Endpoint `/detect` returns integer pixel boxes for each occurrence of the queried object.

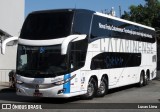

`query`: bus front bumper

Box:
[16,84,86,98]
[16,84,70,98]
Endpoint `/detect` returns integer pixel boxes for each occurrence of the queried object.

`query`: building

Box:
[0,0,24,82]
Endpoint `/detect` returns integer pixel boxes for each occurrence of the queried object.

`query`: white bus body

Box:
[3,9,156,99]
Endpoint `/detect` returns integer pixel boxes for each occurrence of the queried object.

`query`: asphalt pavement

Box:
[0,72,160,112]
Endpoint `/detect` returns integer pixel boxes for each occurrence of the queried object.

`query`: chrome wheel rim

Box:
[87,81,94,96]
[98,81,105,94]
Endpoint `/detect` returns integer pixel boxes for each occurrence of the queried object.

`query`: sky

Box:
[25,0,145,17]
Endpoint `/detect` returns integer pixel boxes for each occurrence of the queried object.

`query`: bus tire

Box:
[138,71,145,87]
[144,70,150,85]
[82,77,97,99]
[96,77,108,97]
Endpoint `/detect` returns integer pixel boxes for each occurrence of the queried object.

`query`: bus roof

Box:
[30,9,94,15]
[95,12,155,31]
[30,9,155,31]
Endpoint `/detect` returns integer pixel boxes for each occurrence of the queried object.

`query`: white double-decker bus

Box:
[3,9,156,99]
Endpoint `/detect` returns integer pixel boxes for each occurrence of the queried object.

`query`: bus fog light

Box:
[54,80,65,85]
[53,74,76,86]
[57,88,66,94]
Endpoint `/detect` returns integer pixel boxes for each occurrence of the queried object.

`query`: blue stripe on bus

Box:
[63,74,71,94]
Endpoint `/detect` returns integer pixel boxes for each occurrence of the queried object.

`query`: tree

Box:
[121,0,160,27]
[121,0,160,42]
[122,0,160,70]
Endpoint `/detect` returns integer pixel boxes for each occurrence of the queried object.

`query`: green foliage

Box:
[121,0,160,27]
[121,0,160,42]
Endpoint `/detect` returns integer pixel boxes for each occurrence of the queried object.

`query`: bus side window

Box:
[70,39,88,71]
[91,54,105,70]
[90,15,113,39]
[72,12,92,35]
[91,52,141,70]
[70,50,85,70]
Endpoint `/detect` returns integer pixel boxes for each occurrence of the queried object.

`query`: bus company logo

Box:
[2,104,11,109]
[40,47,45,53]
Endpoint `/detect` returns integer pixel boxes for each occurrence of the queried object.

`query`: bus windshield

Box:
[17,45,69,78]
[20,11,74,40]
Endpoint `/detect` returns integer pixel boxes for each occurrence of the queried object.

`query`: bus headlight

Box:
[52,74,76,86]
[54,80,65,85]
[16,80,24,84]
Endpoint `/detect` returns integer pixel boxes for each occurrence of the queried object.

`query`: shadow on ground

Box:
[0,84,140,104]
[0,88,81,104]
[0,88,15,93]
[0,78,160,104]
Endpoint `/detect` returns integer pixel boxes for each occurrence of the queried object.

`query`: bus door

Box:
[69,40,88,91]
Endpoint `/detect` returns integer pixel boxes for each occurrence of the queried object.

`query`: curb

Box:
[0,82,9,90]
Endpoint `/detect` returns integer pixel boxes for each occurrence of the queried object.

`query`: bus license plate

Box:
[33,92,43,97]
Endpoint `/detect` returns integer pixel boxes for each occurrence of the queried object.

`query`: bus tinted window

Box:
[91,15,155,43]
[91,52,141,70]
[72,12,92,35]
[70,39,88,71]
[91,15,112,38]
[20,11,73,40]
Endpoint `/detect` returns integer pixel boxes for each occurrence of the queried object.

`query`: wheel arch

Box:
[141,70,145,77]
[90,75,98,84]
[102,74,108,82]
[97,74,109,87]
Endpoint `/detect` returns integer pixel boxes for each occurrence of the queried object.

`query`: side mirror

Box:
[1,36,18,55]
[61,34,86,55]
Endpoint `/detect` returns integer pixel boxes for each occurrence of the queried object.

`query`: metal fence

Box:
[0,69,12,82]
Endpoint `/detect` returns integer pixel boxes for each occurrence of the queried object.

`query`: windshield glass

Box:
[20,11,73,40]
[17,45,69,78]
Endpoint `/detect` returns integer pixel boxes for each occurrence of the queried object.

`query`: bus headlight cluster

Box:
[52,74,76,86]
[54,80,65,85]
[16,80,24,84]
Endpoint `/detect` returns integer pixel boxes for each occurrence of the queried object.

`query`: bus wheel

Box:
[138,71,145,87]
[144,75,149,86]
[82,77,97,99]
[96,77,108,97]
[144,71,150,85]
